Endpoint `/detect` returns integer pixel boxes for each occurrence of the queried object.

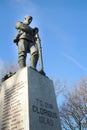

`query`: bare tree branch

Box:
[59,77,87,130]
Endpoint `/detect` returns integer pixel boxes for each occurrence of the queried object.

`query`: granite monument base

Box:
[0,67,61,130]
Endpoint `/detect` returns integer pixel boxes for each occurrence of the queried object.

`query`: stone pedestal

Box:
[0,67,61,130]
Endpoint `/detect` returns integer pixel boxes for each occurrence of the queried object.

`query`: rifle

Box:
[38,39,45,76]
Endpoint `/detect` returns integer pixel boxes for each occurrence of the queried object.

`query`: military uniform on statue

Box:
[14,16,39,69]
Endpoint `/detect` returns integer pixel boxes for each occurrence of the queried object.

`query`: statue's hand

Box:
[15,21,23,30]
[13,37,19,44]
[13,38,18,43]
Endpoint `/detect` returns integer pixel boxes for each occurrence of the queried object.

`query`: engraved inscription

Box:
[1,81,26,130]
[32,98,58,126]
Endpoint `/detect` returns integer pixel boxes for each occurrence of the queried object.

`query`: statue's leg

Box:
[18,39,27,68]
[30,45,38,69]
[30,53,38,69]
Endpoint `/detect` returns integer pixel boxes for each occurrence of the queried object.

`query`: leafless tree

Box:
[59,77,87,130]
[54,79,66,97]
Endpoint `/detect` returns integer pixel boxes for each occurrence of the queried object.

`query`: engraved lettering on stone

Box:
[1,81,26,129]
[32,98,58,127]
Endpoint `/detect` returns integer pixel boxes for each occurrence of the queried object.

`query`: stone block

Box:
[0,67,61,130]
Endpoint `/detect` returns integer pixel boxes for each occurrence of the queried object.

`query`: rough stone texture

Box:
[0,67,61,130]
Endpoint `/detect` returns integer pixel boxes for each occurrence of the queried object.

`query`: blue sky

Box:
[0,0,87,85]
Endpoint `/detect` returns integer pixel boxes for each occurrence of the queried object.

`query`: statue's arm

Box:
[15,21,30,33]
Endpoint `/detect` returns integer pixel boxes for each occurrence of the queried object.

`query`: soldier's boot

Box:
[30,54,38,70]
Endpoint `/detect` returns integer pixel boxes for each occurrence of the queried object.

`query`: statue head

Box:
[24,16,33,25]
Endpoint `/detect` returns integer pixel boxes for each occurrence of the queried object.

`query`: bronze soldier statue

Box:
[1,16,45,83]
[14,16,40,70]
